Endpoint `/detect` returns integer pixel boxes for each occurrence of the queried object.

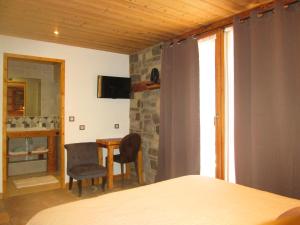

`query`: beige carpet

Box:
[13,175,59,189]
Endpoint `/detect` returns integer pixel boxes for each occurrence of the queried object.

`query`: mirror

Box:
[7,79,41,116]
[7,81,25,116]
[7,59,60,117]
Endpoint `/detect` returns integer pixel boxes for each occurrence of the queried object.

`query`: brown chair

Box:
[65,142,107,196]
[106,133,141,184]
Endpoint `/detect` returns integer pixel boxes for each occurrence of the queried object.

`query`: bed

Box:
[27,175,300,225]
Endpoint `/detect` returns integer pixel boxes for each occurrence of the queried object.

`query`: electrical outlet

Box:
[69,116,75,122]
[79,125,85,130]
[114,124,119,129]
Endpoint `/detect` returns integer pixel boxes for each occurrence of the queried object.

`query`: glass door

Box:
[198,29,228,179]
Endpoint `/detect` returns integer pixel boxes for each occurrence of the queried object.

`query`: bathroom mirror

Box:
[7,79,41,116]
[7,81,26,116]
[7,59,60,117]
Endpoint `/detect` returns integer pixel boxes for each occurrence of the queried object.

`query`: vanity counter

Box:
[7,128,59,138]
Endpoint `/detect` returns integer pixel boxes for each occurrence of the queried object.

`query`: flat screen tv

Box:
[97,75,131,99]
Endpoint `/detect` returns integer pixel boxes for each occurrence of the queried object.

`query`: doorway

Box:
[2,53,65,197]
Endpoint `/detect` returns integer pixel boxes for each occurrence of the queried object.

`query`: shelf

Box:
[8,158,47,163]
[8,150,48,158]
[132,81,160,93]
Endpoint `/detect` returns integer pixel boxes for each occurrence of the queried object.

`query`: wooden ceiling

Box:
[0,0,271,54]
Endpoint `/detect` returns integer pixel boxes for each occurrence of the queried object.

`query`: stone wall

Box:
[130,43,162,183]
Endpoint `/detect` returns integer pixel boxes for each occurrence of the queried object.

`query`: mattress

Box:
[27,175,300,225]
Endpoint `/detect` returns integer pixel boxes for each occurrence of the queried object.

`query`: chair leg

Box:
[134,160,139,183]
[91,178,95,186]
[77,180,82,197]
[121,163,124,185]
[69,177,73,190]
[102,176,107,191]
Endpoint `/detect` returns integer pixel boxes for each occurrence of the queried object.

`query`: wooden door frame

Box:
[215,29,225,179]
[2,53,65,195]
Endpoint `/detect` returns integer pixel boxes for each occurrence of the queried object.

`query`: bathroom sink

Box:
[7,127,53,132]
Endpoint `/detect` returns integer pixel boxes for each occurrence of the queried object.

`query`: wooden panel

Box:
[6,129,59,138]
[132,81,160,93]
[215,30,225,180]
[0,0,271,54]
[59,61,65,189]
[2,54,8,195]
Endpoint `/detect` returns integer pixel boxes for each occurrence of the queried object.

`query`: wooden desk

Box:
[7,129,59,173]
[96,138,143,189]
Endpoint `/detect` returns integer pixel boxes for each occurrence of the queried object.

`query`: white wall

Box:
[0,35,130,193]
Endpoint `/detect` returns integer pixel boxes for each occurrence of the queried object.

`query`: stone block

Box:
[130,64,135,74]
[152,113,159,124]
[141,68,148,75]
[144,120,153,133]
[152,56,161,62]
[135,113,140,120]
[131,74,141,83]
[143,114,152,120]
[145,51,153,60]
[150,160,157,170]
[149,148,158,156]
[130,54,138,63]
[152,45,161,56]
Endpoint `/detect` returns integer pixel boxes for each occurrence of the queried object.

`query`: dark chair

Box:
[65,142,107,196]
[106,133,141,184]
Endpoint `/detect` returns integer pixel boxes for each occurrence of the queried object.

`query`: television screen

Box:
[97,75,131,99]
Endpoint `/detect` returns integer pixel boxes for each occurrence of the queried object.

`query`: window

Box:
[198,27,235,181]
[198,35,217,178]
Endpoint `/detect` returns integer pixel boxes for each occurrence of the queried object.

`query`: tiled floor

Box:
[0,178,140,225]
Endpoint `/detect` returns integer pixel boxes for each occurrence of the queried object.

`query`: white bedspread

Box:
[27,175,300,225]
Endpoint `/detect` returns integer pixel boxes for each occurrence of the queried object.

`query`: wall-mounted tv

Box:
[97,75,131,99]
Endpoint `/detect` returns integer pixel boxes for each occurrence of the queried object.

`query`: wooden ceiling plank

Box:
[34,0,192,35]
[97,0,206,25]
[0,27,137,54]
[0,10,163,46]
[150,0,229,17]
[0,18,150,51]
[3,0,177,38]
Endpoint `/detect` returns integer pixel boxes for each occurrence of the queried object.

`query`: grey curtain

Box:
[234,2,300,198]
[156,38,200,181]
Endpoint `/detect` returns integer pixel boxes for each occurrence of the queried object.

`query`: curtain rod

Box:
[162,0,299,48]
[240,0,299,22]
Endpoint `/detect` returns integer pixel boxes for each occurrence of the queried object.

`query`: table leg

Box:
[47,135,56,172]
[97,147,103,185]
[125,164,131,179]
[98,147,103,166]
[107,146,114,189]
[137,148,144,184]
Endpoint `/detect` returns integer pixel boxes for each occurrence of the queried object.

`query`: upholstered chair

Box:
[106,133,141,184]
[65,142,107,196]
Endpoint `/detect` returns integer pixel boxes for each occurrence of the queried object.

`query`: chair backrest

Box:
[119,133,141,163]
[64,142,99,171]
